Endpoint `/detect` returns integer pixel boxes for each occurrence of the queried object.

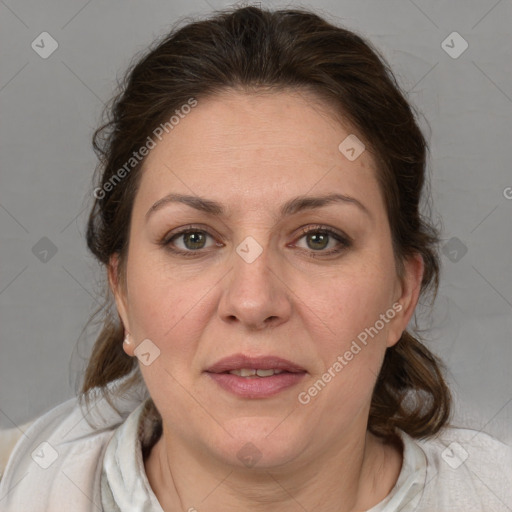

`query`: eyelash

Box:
[160,224,352,259]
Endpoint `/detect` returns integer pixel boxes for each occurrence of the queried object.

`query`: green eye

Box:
[293,226,351,257]
[303,232,330,250]
[180,231,208,250]
[164,228,217,256]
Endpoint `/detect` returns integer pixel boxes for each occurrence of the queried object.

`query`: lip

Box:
[205,354,306,374]
[205,354,307,399]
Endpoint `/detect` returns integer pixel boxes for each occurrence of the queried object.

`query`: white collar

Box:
[101,399,163,512]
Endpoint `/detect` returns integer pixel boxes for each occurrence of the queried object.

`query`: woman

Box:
[1,5,510,511]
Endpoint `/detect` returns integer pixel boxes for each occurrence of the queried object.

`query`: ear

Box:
[108,254,134,357]
[386,253,424,348]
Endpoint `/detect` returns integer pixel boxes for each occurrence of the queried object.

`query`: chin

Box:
[212,416,309,469]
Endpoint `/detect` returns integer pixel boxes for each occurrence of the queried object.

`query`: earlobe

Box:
[386,253,424,347]
[123,332,135,357]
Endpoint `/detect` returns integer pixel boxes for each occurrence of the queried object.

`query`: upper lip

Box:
[206,354,306,374]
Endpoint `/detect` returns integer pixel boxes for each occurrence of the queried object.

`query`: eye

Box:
[161,225,222,256]
[292,225,351,257]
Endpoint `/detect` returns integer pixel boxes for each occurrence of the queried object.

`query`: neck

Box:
[144,425,403,512]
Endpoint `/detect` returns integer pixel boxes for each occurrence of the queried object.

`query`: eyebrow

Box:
[145,192,370,221]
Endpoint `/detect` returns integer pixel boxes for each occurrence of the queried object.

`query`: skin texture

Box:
[109,89,424,512]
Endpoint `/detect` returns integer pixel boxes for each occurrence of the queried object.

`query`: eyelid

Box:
[162,224,223,244]
[292,224,352,244]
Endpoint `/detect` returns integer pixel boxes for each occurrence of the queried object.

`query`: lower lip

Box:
[206,372,306,398]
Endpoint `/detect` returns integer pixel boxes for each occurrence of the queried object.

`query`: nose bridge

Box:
[231,236,275,306]
[218,234,290,329]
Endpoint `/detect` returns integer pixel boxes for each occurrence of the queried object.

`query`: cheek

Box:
[299,279,394,425]
[314,260,397,340]
[124,247,225,370]
[304,254,398,390]
[124,249,192,342]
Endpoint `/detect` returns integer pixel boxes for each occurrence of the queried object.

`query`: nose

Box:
[217,242,292,331]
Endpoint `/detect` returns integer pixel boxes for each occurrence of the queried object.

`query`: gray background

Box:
[0,0,511,442]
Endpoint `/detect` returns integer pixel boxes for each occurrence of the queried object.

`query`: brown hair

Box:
[82,5,450,439]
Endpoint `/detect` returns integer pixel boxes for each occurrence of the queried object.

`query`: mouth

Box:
[205,354,307,398]
[206,354,306,374]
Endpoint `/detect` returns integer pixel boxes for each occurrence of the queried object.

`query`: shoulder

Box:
[0,420,34,479]
[0,374,148,512]
[414,426,512,511]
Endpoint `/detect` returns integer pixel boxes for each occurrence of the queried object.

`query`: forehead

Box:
[135,89,384,218]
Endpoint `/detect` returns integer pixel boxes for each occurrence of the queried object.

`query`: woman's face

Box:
[111,89,422,469]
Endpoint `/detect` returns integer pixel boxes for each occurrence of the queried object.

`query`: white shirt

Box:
[1,374,511,511]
